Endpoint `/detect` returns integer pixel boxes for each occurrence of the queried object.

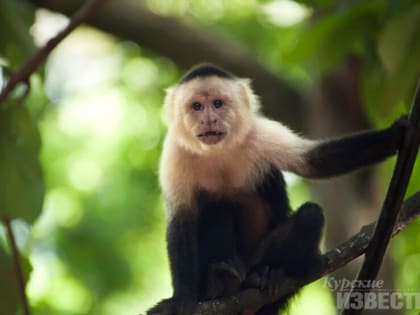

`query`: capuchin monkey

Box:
[147,64,407,315]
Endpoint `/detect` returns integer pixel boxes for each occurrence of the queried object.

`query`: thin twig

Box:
[342,79,420,315]
[0,0,108,105]
[184,191,420,315]
[3,217,30,315]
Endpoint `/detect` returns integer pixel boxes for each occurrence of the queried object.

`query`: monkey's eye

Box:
[213,99,223,108]
[192,102,202,111]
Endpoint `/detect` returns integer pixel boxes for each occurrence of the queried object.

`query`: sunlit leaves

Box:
[262,0,311,27]
[293,0,335,9]
[0,104,45,223]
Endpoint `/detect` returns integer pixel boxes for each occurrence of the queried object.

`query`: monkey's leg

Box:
[249,202,324,273]
[245,202,325,313]
[277,202,325,276]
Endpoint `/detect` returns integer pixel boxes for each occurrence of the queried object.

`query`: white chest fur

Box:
[189,152,256,192]
[160,138,267,210]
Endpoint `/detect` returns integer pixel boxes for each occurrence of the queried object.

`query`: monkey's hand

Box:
[146,297,197,315]
[210,259,246,283]
[206,258,246,299]
[244,266,287,298]
[389,114,411,150]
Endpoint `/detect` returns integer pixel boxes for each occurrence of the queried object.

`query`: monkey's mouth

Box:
[197,131,226,145]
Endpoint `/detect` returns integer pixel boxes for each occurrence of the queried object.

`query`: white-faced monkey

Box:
[147,64,407,315]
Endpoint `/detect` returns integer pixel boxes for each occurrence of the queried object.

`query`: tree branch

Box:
[26,0,304,128]
[3,217,30,315]
[188,191,420,315]
[0,0,108,105]
[342,79,420,315]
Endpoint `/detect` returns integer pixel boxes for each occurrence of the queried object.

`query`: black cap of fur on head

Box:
[179,63,235,84]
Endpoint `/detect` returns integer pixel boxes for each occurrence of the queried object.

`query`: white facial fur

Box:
[163,76,260,155]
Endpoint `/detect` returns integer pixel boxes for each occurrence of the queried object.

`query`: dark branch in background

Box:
[188,192,420,315]
[0,0,108,105]
[342,79,420,315]
[4,218,30,315]
[26,0,303,129]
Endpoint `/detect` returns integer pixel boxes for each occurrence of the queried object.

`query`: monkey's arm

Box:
[147,211,199,315]
[299,117,407,178]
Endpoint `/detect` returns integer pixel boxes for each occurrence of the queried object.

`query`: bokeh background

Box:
[0,0,419,314]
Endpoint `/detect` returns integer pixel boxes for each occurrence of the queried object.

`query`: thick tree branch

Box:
[343,79,420,315]
[27,0,303,128]
[0,0,108,105]
[187,191,420,315]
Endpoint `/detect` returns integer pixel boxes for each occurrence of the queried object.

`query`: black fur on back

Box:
[179,63,235,84]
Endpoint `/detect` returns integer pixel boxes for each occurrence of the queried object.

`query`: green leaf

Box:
[0,104,45,223]
[378,4,420,75]
[0,0,35,67]
[377,4,420,111]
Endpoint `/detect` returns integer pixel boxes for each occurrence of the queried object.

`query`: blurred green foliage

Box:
[0,0,419,314]
[0,104,44,223]
[0,0,35,67]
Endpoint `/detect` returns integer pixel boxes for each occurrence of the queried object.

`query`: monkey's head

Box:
[164,64,260,154]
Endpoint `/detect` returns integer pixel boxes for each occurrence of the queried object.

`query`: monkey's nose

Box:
[201,119,217,125]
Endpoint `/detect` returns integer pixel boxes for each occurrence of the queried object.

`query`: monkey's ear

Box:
[238,78,261,113]
[163,86,176,125]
